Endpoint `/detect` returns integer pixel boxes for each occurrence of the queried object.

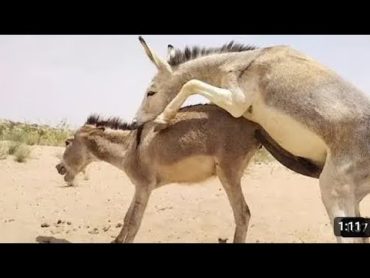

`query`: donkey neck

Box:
[174,51,261,87]
[175,54,229,86]
[84,130,137,170]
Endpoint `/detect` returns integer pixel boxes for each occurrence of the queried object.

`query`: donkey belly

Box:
[158,155,216,184]
[245,98,328,165]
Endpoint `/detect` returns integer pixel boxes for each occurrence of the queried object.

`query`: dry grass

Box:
[251,147,275,165]
[0,119,72,147]
[0,119,72,163]
[13,144,31,163]
[8,141,21,155]
[0,141,9,160]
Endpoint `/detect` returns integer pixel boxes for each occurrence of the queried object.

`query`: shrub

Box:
[0,141,9,159]
[13,144,31,163]
[8,141,21,155]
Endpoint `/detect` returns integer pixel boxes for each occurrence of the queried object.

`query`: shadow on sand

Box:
[36,236,72,243]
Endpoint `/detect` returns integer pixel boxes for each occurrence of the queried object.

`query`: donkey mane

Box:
[178,103,215,111]
[85,114,137,130]
[168,41,257,67]
[86,105,216,131]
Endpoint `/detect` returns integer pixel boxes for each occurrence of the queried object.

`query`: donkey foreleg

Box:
[113,187,152,243]
[154,79,251,130]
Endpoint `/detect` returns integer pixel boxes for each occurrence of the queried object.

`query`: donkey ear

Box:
[167,44,176,60]
[138,36,172,73]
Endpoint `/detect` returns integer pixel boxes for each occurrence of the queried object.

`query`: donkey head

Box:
[55,127,97,186]
[134,37,184,126]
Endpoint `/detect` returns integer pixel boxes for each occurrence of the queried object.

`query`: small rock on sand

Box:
[67,221,71,225]
[41,223,50,228]
[218,238,228,243]
[57,220,62,224]
[103,225,111,232]
[116,223,122,228]
[88,228,99,235]
[4,219,15,223]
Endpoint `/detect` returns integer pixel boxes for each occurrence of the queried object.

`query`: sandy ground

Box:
[1,145,370,243]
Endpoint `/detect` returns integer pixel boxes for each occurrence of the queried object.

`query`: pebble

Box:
[116,223,123,228]
[88,229,99,235]
[41,223,50,228]
[67,221,71,225]
[4,219,15,223]
[103,225,111,232]
[218,238,228,243]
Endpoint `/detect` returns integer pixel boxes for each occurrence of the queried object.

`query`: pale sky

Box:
[1,35,370,127]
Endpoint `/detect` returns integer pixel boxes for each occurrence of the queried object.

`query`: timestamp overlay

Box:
[334,217,370,237]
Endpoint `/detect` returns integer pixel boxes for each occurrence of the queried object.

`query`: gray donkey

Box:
[56,104,320,243]
[133,37,370,243]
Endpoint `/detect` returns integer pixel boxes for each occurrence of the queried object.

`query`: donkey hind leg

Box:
[319,156,366,243]
[216,164,251,243]
[113,187,152,243]
[154,79,252,130]
[355,191,370,243]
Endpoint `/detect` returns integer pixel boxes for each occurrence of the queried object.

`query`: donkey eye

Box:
[147,91,157,97]
[65,140,72,146]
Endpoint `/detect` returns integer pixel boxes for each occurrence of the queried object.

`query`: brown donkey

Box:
[56,104,320,243]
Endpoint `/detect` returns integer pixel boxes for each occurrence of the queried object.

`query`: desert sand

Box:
[1,145,370,243]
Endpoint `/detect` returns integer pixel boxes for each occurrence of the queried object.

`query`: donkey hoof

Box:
[111,238,122,244]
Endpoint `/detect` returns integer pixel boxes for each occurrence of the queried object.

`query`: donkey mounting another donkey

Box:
[133,37,370,243]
